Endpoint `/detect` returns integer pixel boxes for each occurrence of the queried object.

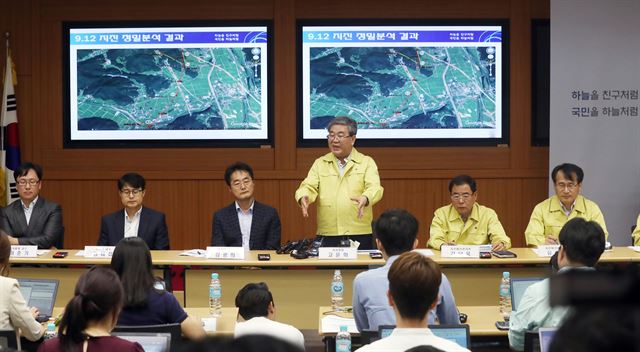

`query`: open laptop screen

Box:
[378,324,470,348]
[511,277,543,311]
[429,325,470,348]
[17,278,59,318]
[539,327,557,352]
[112,332,171,352]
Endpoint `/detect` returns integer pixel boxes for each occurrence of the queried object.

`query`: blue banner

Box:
[302,30,501,43]
[70,30,268,45]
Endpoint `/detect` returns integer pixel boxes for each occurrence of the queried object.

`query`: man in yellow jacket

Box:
[427,175,511,251]
[295,116,383,249]
[524,163,608,246]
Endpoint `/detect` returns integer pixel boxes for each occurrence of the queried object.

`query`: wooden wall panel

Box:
[3,0,551,249]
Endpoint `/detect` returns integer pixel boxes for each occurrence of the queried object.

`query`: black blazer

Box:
[97,207,170,250]
[0,197,64,249]
[211,201,281,250]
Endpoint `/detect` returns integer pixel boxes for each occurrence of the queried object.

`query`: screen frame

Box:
[62,20,274,149]
[296,18,510,148]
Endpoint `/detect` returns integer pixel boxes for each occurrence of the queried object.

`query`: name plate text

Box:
[84,246,115,258]
[319,247,358,260]
[205,246,245,260]
[10,245,37,258]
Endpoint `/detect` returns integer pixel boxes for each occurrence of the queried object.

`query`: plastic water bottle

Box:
[209,273,222,317]
[331,269,344,311]
[335,325,351,352]
[499,271,512,321]
[43,322,56,340]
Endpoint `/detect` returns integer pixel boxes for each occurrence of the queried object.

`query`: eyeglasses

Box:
[231,179,253,189]
[17,179,39,187]
[451,193,473,201]
[327,133,352,141]
[556,182,578,191]
[120,188,143,196]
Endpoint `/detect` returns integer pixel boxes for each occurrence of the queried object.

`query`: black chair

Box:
[524,330,541,352]
[112,323,181,352]
[0,329,19,350]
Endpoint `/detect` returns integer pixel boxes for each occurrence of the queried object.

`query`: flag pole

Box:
[1,32,9,155]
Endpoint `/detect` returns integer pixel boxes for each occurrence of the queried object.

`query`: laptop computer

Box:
[377,324,471,348]
[17,278,59,323]
[429,325,470,348]
[511,277,544,311]
[378,325,395,339]
[538,327,557,352]
[111,332,171,352]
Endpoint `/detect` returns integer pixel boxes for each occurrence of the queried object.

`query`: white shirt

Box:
[21,196,38,225]
[337,155,350,176]
[355,328,470,352]
[235,201,254,251]
[124,207,142,238]
[234,316,305,349]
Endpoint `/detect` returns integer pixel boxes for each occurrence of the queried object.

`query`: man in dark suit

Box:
[97,173,170,250]
[0,162,64,249]
[212,162,281,250]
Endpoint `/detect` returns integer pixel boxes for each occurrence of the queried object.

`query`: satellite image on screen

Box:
[76,47,263,131]
[308,46,496,130]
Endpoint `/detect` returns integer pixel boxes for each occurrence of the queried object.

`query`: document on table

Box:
[180,249,206,257]
[321,315,358,334]
[202,317,217,332]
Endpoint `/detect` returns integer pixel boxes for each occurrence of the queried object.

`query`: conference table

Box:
[49,307,239,336]
[10,247,639,329]
[318,305,506,336]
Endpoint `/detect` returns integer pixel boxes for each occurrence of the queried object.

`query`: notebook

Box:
[17,278,59,323]
[510,277,543,311]
[112,332,171,352]
[377,324,471,348]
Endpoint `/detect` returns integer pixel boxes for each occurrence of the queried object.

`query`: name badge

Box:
[441,245,491,258]
[318,247,357,260]
[532,245,560,257]
[205,246,245,260]
[84,246,115,258]
[10,245,37,258]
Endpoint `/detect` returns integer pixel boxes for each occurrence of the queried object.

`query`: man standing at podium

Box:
[525,163,608,246]
[0,162,64,249]
[295,116,383,250]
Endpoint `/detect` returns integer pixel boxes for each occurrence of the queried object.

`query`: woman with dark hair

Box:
[111,237,205,340]
[38,266,143,352]
[0,233,44,342]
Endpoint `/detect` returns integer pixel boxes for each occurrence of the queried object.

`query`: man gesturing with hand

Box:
[295,116,383,250]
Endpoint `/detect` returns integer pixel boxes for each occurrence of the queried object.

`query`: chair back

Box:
[113,323,181,352]
[524,329,541,352]
[0,329,19,350]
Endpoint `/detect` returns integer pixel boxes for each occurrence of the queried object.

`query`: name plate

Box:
[10,245,37,258]
[318,247,358,260]
[441,245,491,258]
[533,245,560,257]
[84,246,115,258]
[205,246,245,260]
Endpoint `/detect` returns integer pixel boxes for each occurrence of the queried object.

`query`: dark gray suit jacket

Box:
[0,197,64,249]
[211,201,281,250]
[97,207,170,250]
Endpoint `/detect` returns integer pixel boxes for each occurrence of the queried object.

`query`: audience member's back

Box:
[178,335,303,352]
[352,209,459,332]
[233,282,305,350]
[111,237,205,340]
